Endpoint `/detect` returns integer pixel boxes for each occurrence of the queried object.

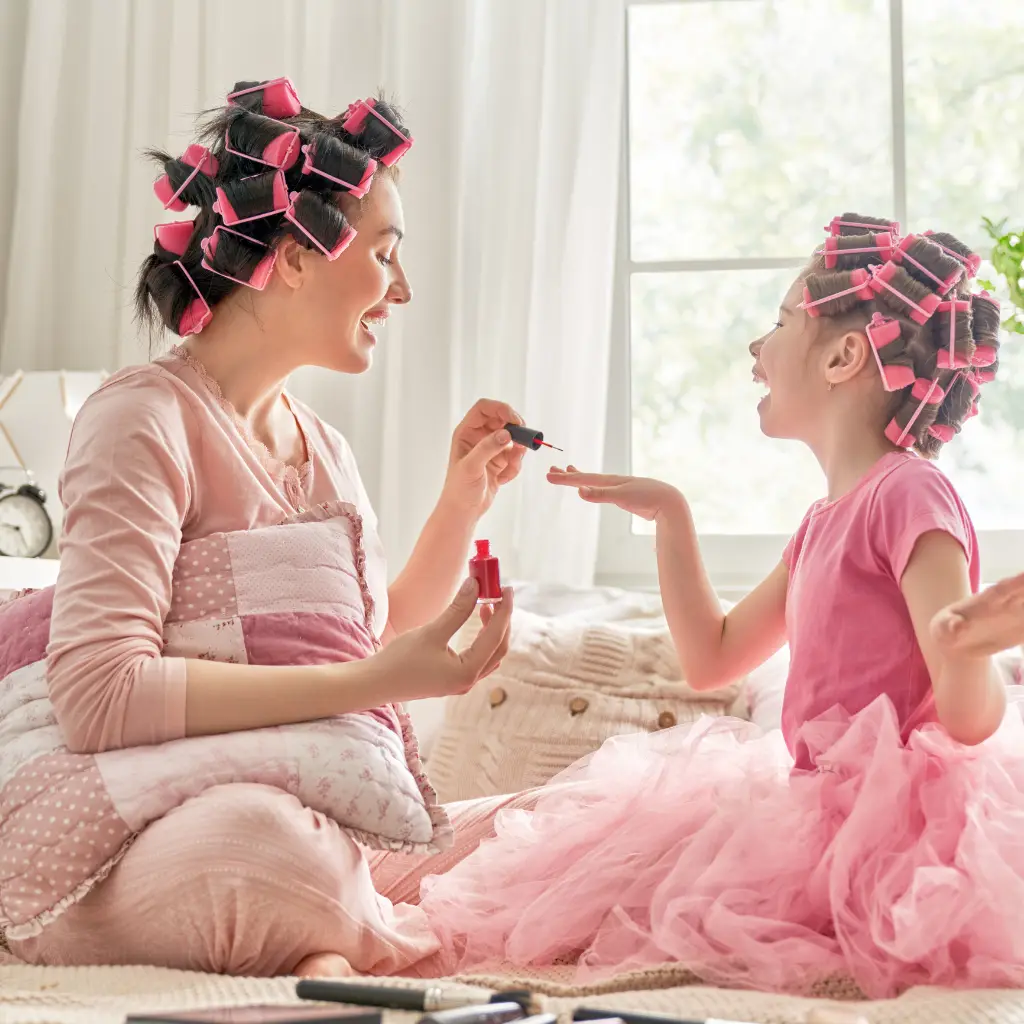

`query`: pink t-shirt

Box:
[47,347,389,754]
[781,451,979,765]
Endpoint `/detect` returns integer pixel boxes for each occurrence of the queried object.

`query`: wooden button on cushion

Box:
[569,697,589,716]
[657,710,677,729]
[489,687,507,708]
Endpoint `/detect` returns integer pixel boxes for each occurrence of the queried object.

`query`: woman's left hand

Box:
[440,400,527,519]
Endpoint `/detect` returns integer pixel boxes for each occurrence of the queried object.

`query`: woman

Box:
[4,80,521,977]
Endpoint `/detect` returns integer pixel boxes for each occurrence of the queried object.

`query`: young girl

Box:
[417,215,1024,998]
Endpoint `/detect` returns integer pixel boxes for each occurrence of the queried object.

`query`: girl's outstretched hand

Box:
[931,572,1024,658]
[547,465,685,522]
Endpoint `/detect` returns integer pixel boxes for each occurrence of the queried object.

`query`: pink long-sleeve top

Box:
[47,347,388,754]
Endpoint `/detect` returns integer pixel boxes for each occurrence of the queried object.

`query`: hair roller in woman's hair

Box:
[301,135,377,198]
[341,98,413,166]
[224,112,301,171]
[200,225,278,291]
[226,77,302,119]
[173,260,213,337]
[284,190,356,260]
[214,170,289,226]
[935,299,972,369]
[153,220,195,258]
[154,145,219,211]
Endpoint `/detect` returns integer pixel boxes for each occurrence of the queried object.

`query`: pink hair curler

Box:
[868,262,941,324]
[864,313,915,391]
[884,377,945,448]
[935,299,971,369]
[300,142,377,198]
[226,77,302,119]
[284,192,357,260]
[154,220,195,257]
[892,235,964,294]
[928,422,957,443]
[213,170,289,225]
[173,260,213,336]
[223,119,300,171]
[341,98,413,166]
[923,231,982,278]
[825,216,900,238]
[153,145,219,211]
[821,232,895,269]
[799,268,874,317]
[200,226,278,291]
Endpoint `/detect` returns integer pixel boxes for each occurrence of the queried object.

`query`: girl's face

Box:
[290,176,412,374]
[749,277,838,442]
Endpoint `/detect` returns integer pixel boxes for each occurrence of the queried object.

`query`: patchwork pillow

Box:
[0,500,450,940]
[426,598,745,802]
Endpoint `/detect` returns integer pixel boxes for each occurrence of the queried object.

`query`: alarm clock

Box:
[0,474,53,559]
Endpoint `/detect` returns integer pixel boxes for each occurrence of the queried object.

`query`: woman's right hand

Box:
[368,578,514,702]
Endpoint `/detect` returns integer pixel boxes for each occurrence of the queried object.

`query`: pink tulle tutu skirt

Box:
[420,696,1024,997]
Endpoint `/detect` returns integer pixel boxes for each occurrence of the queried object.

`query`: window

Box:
[599,0,1024,592]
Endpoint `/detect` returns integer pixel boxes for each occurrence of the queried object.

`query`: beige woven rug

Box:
[2,956,1024,1024]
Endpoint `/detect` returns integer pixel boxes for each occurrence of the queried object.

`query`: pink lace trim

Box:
[169,345,313,506]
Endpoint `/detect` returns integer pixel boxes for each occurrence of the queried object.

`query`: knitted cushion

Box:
[426,606,745,802]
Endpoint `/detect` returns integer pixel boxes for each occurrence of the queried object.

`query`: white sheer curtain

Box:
[0,0,624,585]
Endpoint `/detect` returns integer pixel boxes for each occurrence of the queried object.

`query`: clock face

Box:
[0,492,53,558]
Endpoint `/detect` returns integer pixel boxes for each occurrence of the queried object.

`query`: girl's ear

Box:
[824,327,872,387]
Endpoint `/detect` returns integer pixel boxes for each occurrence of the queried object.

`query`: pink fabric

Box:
[414,453,1024,998]
[8,785,540,976]
[47,348,382,755]
[0,754,131,926]
[0,588,53,678]
[781,451,978,765]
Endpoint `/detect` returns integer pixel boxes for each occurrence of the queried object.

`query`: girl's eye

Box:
[772,320,783,330]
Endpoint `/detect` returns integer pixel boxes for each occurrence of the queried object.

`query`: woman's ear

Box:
[825,327,872,387]
[274,235,309,291]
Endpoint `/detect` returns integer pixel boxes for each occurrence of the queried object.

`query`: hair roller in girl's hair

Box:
[822,232,895,269]
[923,230,982,277]
[892,235,964,294]
[226,77,302,119]
[799,268,874,316]
[868,262,941,324]
[825,215,900,237]
[864,313,915,391]
[935,299,971,369]
[884,377,945,448]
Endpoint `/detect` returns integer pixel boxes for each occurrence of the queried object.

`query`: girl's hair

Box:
[136,82,411,338]
[803,213,999,457]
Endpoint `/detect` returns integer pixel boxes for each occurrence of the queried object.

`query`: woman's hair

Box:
[802,213,999,457]
[136,81,411,338]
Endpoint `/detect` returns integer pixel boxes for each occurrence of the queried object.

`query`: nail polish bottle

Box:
[469,539,502,604]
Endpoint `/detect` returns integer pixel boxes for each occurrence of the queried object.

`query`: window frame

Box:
[596,0,1024,593]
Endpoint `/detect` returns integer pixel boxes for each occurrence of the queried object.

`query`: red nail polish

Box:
[469,539,502,605]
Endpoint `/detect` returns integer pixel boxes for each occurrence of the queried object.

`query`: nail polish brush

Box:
[504,423,562,452]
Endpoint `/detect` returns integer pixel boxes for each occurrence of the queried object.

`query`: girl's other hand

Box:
[931,572,1024,658]
[547,465,685,522]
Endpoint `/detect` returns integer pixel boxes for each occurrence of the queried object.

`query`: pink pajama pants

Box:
[9,783,539,976]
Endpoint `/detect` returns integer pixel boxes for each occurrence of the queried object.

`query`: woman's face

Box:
[293,175,411,373]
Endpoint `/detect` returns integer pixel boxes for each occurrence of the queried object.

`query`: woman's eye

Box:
[377,254,393,267]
